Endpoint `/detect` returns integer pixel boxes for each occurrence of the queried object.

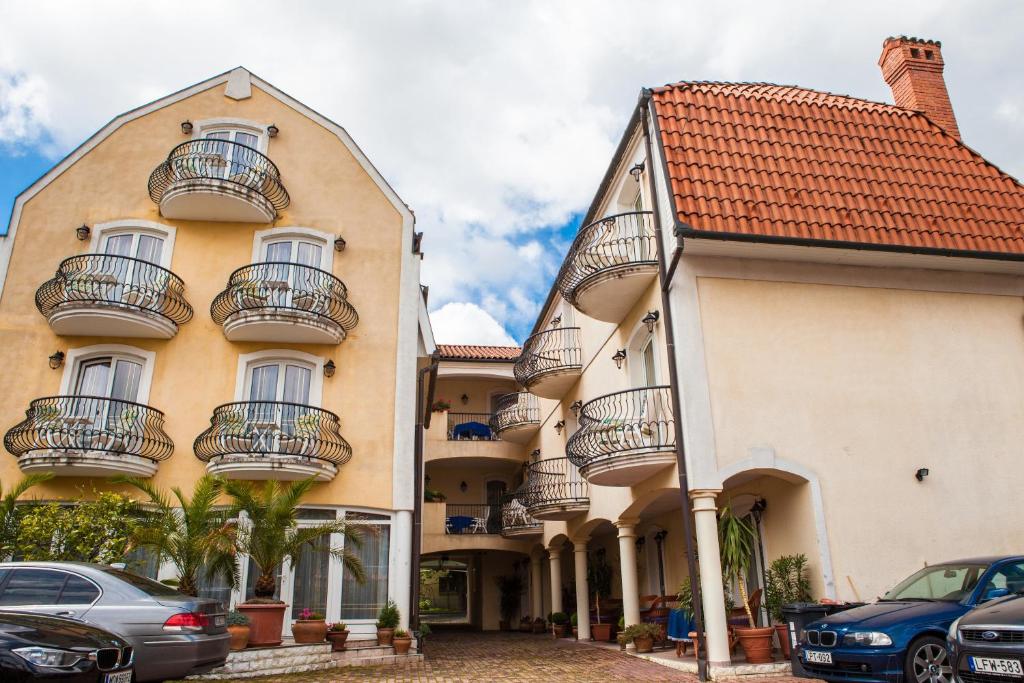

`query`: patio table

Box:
[667,609,695,643]
[447,515,474,534]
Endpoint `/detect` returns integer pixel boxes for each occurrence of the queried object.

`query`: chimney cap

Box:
[879,36,944,67]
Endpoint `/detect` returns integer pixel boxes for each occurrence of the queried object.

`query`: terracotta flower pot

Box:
[634,636,654,654]
[552,624,567,638]
[326,630,349,651]
[237,602,287,648]
[227,624,250,651]
[531,622,545,634]
[519,621,532,633]
[735,626,775,664]
[292,619,328,644]
[377,627,395,646]
[572,627,578,639]
[393,636,412,655]
[591,623,613,642]
[774,623,792,658]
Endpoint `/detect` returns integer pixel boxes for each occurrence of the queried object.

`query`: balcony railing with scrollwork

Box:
[148,139,290,213]
[4,396,174,462]
[210,262,358,333]
[488,392,539,435]
[193,401,352,467]
[523,457,589,510]
[36,254,193,328]
[566,386,674,470]
[514,327,582,388]
[500,487,542,536]
[556,211,656,304]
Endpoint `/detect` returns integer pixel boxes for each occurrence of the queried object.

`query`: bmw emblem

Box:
[982,631,1000,641]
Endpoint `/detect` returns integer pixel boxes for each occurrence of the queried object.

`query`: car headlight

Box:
[12,646,85,668]
[843,631,893,647]
[948,617,962,641]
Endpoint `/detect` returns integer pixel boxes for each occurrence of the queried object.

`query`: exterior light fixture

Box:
[530,448,541,460]
[629,161,645,181]
[635,536,646,550]
[76,224,91,241]
[181,120,193,135]
[334,236,347,252]
[459,481,468,493]
[612,348,627,369]
[750,498,767,524]
[48,351,65,370]
[461,394,469,405]
[550,314,562,327]
[654,529,668,544]
[915,467,930,482]
[323,360,336,377]
[267,123,279,138]
[642,310,660,333]
[569,400,582,417]
[554,420,565,435]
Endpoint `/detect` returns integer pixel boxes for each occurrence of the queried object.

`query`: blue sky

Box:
[1,149,50,234]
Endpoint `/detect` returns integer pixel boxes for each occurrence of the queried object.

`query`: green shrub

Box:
[15,492,139,564]
[394,629,409,638]
[226,611,249,627]
[570,612,578,626]
[328,621,348,632]
[550,612,569,625]
[377,599,400,629]
[764,554,812,623]
[621,623,661,642]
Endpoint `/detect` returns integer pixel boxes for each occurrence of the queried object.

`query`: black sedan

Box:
[949,594,1024,683]
[0,611,134,683]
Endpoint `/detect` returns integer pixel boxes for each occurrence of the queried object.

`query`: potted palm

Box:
[225,478,365,648]
[392,628,412,655]
[719,504,774,663]
[622,623,661,653]
[588,550,614,642]
[0,473,53,558]
[764,554,812,657]
[226,611,250,650]
[495,575,523,631]
[377,599,400,645]
[326,622,349,651]
[549,612,569,638]
[292,608,328,644]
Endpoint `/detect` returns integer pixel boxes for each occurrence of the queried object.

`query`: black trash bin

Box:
[822,602,867,616]
[781,602,829,678]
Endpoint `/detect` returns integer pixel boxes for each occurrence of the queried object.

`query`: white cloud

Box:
[0,71,51,154]
[430,302,518,346]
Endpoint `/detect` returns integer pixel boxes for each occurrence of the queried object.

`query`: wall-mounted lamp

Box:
[635,535,646,550]
[460,394,469,405]
[323,360,336,377]
[530,448,541,459]
[181,120,193,135]
[750,498,767,523]
[76,224,91,241]
[569,400,582,417]
[629,161,646,181]
[642,310,660,333]
[334,236,347,252]
[48,351,65,370]
[267,123,279,138]
[550,314,562,328]
[459,481,468,493]
[612,348,627,369]
[554,420,565,435]
[654,529,668,544]
[915,467,930,482]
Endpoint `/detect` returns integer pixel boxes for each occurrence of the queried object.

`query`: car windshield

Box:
[101,567,183,597]
[883,564,988,602]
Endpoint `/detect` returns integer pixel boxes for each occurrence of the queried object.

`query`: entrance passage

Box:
[420,557,469,625]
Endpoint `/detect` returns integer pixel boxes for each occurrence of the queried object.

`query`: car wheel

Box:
[906,636,954,683]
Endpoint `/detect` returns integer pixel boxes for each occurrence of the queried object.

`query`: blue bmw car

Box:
[798,556,1024,683]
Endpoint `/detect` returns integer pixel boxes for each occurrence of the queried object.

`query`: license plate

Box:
[970,657,1024,677]
[805,650,833,664]
[104,671,133,683]
[214,615,226,627]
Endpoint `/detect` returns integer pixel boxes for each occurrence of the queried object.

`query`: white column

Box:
[616,520,641,627]
[572,539,591,640]
[391,509,413,630]
[548,544,563,614]
[693,490,731,666]
[530,554,544,619]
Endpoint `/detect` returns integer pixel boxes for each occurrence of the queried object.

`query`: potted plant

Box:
[416,623,431,655]
[549,611,569,638]
[519,615,532,633]
[764,554,812,657]
[226,610,250,650]
[326,621,349,651]
[719,504,774,663]
[424,488,447,502]
[292,608,328,644]
[495,575,523,631]
[616,632,629,650]
[225,478,366,647]
[392,628,412,655]
[430,399,451,412]
[377,599,400,645]
[622,623,661,654]
[588,549,614,642]
[571,612,578,639]
[532,616,545,634]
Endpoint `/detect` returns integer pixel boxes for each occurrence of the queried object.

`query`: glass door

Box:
[72,356,143,438]
[101,233,166,301]
[246,361,313,439]
[204,130,259,179]
[262,240,324,311]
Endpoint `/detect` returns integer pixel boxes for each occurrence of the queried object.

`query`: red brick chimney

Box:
[878,36,960,139]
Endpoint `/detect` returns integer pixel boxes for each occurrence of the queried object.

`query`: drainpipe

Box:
[411,351,440,632]
[640,92,708,682]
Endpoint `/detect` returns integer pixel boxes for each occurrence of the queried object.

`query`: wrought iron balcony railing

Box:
[148,139,290,213]
[4,396,174,462]
[35,254,193,327]
[566,386,675,469]
[444,503,501,534]
[489,392,539,435]
[210,262,359,333]
[556,211,656,304]
[500,487,542,536]
[523,457,589,509]
[446,412,500,441]
[514,327,582,388]
[193,400,352,466]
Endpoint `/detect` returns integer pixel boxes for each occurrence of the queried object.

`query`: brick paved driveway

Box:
[243,631,798,682]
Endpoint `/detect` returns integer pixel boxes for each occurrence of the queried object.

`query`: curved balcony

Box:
[514,327,582,399]
[566,386,676,486]
[488,392,540,444]
[556,211,657,323]
[523,457,589,521]
[500,487,542,538]
[210,262,358,344]
[4,396,173,477]
[194,401,351,481]
[148,139,289,223]
[35,254,193,338]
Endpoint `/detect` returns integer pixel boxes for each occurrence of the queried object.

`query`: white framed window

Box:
[252,227,334,271]
[190,118,269,153]
[59,345,156,404]
[234,350,325,407]
[89,220,177,270]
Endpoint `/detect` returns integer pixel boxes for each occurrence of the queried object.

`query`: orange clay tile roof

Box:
[650,82,1024,255]
[437,344,521,361]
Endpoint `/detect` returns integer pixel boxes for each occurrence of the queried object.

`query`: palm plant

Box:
[0,473,53,558]
[115,474,237,597]
[718,504,757,628]
[223,478,365,601]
